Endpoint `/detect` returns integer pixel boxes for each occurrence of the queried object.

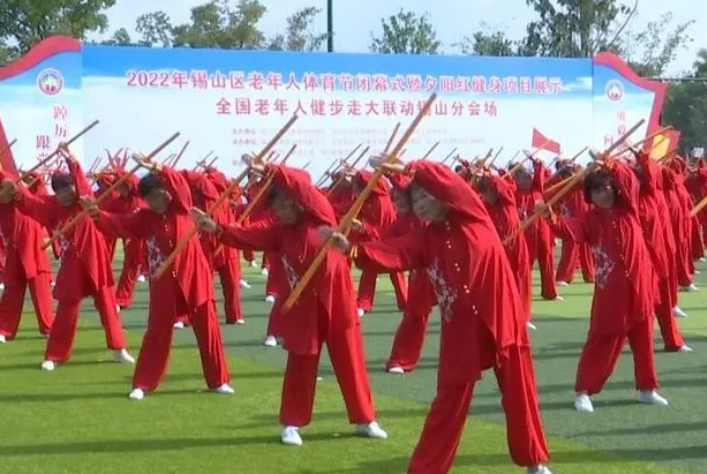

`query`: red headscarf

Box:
[270,164,337,227]
[356,170,390,195]
[388,173,412,190]
[406,161,493,224]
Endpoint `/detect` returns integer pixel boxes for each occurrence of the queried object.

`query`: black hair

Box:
[453,164,464,173]
[137,173,165,198]
[583,169,616,204]
[50,173,74,192]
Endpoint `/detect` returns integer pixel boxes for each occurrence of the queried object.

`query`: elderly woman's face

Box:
[410,184,447,222]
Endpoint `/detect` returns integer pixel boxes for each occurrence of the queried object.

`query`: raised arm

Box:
[353,232,426,273]
[605,157,640,215]
[15,187,58,229]
[94,209,151,240]
[216,219,281,253]
[159,166,193,212]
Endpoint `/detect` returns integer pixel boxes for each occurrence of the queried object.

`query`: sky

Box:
[94,0,705,77]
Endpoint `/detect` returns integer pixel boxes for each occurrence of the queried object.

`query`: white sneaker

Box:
[0,334,6,343]
[115,349,135,364]
[137,275,147,283]
[235,319,246,324]
[528,466,553,474]
[0,283,4,290]
[263,335,278,347]
[680,284,699,292]
[527,322,537,331]
[694,270,701,275]
[261,268,269,277]
[556,280,569,287]
[387,366,405,375]
[554,296,565,302]
[281,426,303,446]
[700,258,706,263]
[240,279,251,289]
[265,295,276,304]
[639,390,668,406]
[355,421,388,439]
[50,281,56,287]
[214,384,234,395]
[116,305,121,314]
[357,308,365,318]
[249,261,258,268]
[678,345,693,353]
[574,393,594,413]
[40,360,56,371]
[129,388,145,400]
[673,306,688,318]
[173,321,186,329]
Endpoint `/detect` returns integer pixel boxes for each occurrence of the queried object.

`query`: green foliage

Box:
[135,11,173,47]
[268,6,328,52]
[369,9,440,54]
[456,24,516,56]
[662,49,707,151]
[0,0,116,63]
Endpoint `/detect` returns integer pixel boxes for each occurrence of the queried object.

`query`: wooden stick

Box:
[543,146,590,194]
[0,138,17,157]
[302,161,312,170]
[283,94,437,312]
[440,148,458,165]
[505,119,645,245]
[171,141,190,167]
[421,141,439,160]
[489,147,504,166]
[162,153,176,165]
[316,159,341,187]
[17,120,99,183]
[325,146,370,196]
[44,132,180,249]
[384,123,401,154]
[153,114,299,280]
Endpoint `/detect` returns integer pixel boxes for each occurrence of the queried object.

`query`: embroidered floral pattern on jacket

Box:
[281,255,299,290]
[591,244,615,289]
[53,224,70,260]
[145,236,165,275]
[425,258,458,321]
[559,202,571,218]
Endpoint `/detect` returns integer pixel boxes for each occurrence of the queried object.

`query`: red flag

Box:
[531,128,561,154]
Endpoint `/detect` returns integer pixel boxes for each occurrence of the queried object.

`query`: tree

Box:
[619,12,694,77]
[135,11,174,47]
[172,0,266,49]
[100,27,133,46]
[662,49,707,151]
[519,0,633,57]
[268,6,327,52]
[370,9,440,54]
[0,0,116,63]
[456,24,516,56]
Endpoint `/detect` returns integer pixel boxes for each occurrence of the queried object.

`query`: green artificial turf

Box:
[0,251,706,474]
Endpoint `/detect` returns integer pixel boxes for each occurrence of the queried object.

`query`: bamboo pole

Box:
[283,94,437,312]
[17,120,99,183]
[326,146,371,196]
[153,114,299,279]
[440,147,458,165]
[45,132,180,249]
[421,141,439,160]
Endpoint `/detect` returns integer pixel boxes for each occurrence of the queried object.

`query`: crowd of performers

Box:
[0,138,705,474]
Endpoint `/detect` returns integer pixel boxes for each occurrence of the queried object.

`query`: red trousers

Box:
[133,297,230,391]
[655,276,685,350]
[262,251,271,270]
[280,325,375,427]
[386,304,431,371]
[115,238,143,308]
[675,239,693,287]
[265,254,283,298]
[216,258,243,323]
[408,346,549,474]
[266,296,286,337]
[518,271,532,324]
[690,216,704,260]
[357,269,408,312]
[46,285,126,362]
[555,239,594,283]
[0,253,54,338]
[575,318,658,395]
[526,234,557,299]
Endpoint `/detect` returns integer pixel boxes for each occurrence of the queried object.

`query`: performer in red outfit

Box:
[97,169,145,310]
[545,156,668,413]
[325,159,552,474]
[23,172,61,261]
[548,162,594,285]
[351,172,435,373]
[512,158,559,300]
[353,170,408,315]
[85,157,233,399]
[662,166,696,290]
[474,172,535,329]
[0,146,133,370]
[0,171,54,343]
[631,151,690,352]
[191,161,387,446]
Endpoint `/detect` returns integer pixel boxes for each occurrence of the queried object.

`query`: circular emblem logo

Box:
[37,68,64,96]
[605,79,624,101]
